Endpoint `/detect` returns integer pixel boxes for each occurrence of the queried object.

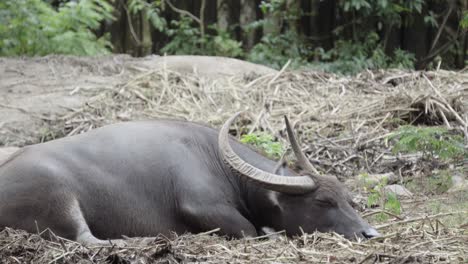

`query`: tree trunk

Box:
[109,0,126,53]
[286,0,300,34]
[403,11,429,69]
[240,0,257,50]
[310,0,335,50]
[458,0,468,68]
[262,3,281,36]
[217,0,230,31]
[140,12,152,56]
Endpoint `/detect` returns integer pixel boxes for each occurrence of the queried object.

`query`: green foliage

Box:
[259,0,299,23]
[259,0,284,14]
[461,11,468,28]
[209,29,244,57]
[161,17,200,55]
[343,0,372,12]
[362,175,401,222]
[248,0,421,74]
[240,132,284,159]
[247,32,309,69]
[315,0,423,74]
[314,33,415,74]
[340,0,424,21]
[128,0,166,31]
[161,17,243,58]
[247,0,309,69]
[424,11,438,28]
[390,49,416,68]
[389,126,465,161]
[0,0,114,56]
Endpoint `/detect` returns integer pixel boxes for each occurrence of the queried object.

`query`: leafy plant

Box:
[389,126,466,161]
[161,16,243,58]
[128,0,166,31]
[0,0,114,56]
[460,11,468,28]
[160,16,201,55]
[247,0,421,73]
[362,175,401,222]
[240,132,284,159]
[313,33,415,74]
[247,32,310,70]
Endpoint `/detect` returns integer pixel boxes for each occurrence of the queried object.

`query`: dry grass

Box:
[1,213,467,264]
[36,65,467,179]
[1,63,467,263]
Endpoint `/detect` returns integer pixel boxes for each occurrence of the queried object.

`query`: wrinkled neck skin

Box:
[240,168,295,234]
[244,186,280,231]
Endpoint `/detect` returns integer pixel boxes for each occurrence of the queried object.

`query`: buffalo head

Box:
[218,112,380,240]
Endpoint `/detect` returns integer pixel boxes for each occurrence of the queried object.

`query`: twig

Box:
[195,228,220,236]
[121,0,142,46]
[164,0,201,24]
[429,5,453,53]
[245,230,286,241]
[423,75,467,127]
[362,210,404,220]
[199,0,206,41]
[376,211,467,229]
[268,59,291,91]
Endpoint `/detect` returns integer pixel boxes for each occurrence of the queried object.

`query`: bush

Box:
[240,132,284,159]
[247,32,310,70]
[0,0,114,56]
[361,174,402,222]
[312,33,415,75]
[161,16,243,58]
[389,126,465,161]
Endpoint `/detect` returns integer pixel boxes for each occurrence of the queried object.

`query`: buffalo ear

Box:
[273,151,289,175]
[274,161,289,176]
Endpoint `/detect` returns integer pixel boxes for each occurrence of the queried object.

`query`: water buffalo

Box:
[0,147,19,164]
[0,112,379,245]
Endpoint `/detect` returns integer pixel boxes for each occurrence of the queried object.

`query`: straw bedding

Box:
[0,63,467,263]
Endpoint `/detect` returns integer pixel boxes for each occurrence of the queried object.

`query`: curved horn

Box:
[284,116,319,175]
[218,112,315,194]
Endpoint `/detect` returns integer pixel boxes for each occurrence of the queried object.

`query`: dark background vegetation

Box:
[1,0,467,74]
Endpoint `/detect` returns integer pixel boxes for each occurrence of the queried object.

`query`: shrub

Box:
[389,126,465,161]
[0,0,114,56]
[240,132,284,159]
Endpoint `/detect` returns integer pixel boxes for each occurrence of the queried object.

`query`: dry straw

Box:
[1,64,467,263]
[38,65,467,178]
[0,214,466,264]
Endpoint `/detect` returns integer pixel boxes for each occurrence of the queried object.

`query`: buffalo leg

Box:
[179,202,257,238]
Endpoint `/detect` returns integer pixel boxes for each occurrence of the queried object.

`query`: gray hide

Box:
[0,117,379,245]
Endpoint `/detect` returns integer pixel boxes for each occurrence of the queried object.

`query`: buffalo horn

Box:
[283,116,319,175]
[218,112,315,194]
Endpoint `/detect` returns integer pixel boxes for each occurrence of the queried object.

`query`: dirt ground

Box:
[0,55,466,263]
[0,55,276,146]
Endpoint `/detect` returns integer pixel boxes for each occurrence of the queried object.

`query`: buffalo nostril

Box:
[361,228,381,239]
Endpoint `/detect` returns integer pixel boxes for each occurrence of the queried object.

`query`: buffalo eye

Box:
[316,199,336,208]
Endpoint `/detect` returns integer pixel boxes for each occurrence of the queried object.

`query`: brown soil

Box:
[0,55,276,146]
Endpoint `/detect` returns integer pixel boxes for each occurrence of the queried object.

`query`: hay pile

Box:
[1,65,467,263]
[38,66,467,178]
[1,214,466,264]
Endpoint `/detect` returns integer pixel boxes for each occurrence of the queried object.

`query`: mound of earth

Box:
[0,55,276,146]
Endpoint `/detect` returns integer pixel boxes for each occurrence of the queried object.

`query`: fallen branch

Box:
[376,211,467,229]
